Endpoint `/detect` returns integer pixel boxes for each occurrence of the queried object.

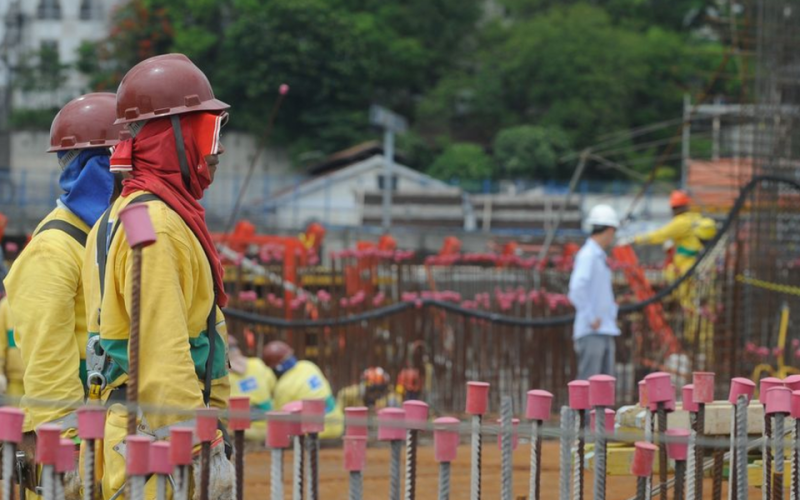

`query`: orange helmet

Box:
[262,341,294,368]
[397,368,422,393]
[669,190,691,208]
[48,93,127,152]
[361,367,390,387]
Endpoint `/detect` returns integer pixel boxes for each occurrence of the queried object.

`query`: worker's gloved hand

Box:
[63,469,82,499]
[192,441,235,500]
[0,374,7,395]
[615,236,635,247]
[18,431,38,492]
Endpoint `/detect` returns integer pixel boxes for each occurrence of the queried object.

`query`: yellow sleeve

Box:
[634,216,692,246]
[5,237,84,431]
[0,298,8,374]
[117,234,205,430]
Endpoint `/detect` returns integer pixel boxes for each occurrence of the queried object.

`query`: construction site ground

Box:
[244,441,756,499]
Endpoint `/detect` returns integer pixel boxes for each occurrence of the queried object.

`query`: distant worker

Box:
[0,295,23,400]
[4,93,125,497]
[262,340,344,438]
[397,367,423,401]
[336,367,401,411]
[568,204,621,380]
[229,336,276,441]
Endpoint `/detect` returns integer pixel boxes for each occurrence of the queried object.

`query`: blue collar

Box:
[274,356,297,377]
[57,148,115,226]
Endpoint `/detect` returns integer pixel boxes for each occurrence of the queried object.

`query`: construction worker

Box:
[262,340,344,439]
[3,92,125,497]
[336,367,401,411]
[568,204,621,379]
[0,295,23,400]
[229,336,276,442]
[81,54,234,498]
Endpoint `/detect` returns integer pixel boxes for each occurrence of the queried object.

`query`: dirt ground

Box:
[244,441,758,499]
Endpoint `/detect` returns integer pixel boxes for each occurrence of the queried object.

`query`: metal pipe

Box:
[307,433,319,500]
[389,440,402,500]
[529,420,542,500]
[127,247,143,437]
[500,397,513,500]
[271,448,284,500]
[293,435,304,500]
[766,412,774,500]
[2,443,14,500]
[349,471,363,500]
[404,428,419,500]
[658,403,668,500]
[594,406,608,500]
[156,475,167,500]
[696,403,705,500]
[559,407,574,500]
[470,415,482,500]
[199,441,211,500]
[775,413,786,500]
[235,430,245,500]
[573,410,585,500]
[675,461,686,500]
[438,462,451,500]
[83,439,94,500]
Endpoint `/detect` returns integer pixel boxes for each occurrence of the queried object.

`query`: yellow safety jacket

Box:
[336,383,402,411]
[272,360,343,439]
[4,207,90,431]
[634,211,703,278]
[0,296,24,398]
[230,357,276,441]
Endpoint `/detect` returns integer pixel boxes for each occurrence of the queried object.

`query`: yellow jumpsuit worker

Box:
[3,92,126,499]
[336,367,401,411]
[263,341,344,439]
[229,336,275,442]
[0,296,24,399]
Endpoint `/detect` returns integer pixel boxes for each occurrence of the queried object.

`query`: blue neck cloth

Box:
[57,148,115,226]
[274,356,297,378]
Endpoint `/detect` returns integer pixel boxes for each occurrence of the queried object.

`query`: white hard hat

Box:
[586,204,619,229]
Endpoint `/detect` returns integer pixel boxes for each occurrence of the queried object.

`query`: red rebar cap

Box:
[169,427,194,466]
[126,436,151,476]
[282,401,304,437]
[495,418,520,450]
[766,386,792,415]
[759,377,784,405]
[301,399,326,434]
[638,380,649,408]
[589,375,616,407]
[196,407,218,443]
[0,407,24,444]
[56,439,76,474]
[526,390,553,421]
[590,408,616,435]
[378,408,406,441]
[682,385,699,413]
[266,411,292,449]
[228,396,251,432]
[343,436,367,472]
[150,441,172,475]
[568,381,590,411]
[644,372,673,404]
[465,381,490,416]
[631,442,658,477]
[784,374,800,392]
[403,400,430,430]
[692,372,715,403]
[728,377,756,404]
[665,429,690,461]
[792,390,800,419]
[77,406,106,441]
[345,407,369,437]
[36,424,61,465]
[433,417,460,463]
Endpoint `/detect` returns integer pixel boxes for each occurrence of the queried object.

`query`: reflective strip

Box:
[6,329,14,348]
[676,246,699,257]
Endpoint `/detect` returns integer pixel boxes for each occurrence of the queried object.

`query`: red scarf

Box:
[111,113,228,307]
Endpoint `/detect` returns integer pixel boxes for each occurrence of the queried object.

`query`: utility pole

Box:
[681,93,691,189]
[369,104,407,231]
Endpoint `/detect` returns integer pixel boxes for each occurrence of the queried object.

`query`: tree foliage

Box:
[428,143,494,182]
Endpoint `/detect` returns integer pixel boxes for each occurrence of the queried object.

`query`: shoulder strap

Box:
[36,220,88,247]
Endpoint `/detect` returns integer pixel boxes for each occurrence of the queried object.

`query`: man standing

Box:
[568,204,621,380]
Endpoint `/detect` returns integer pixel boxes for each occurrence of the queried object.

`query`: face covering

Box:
[57,148,115,226]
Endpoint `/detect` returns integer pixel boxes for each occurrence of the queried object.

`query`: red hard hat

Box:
[48,93,127,152]
[670,190,691,208]
[114,54,229,125]
[262,341,294,368]
[362,367,390,386]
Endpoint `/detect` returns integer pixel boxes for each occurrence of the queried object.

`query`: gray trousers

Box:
[574,334,616,380]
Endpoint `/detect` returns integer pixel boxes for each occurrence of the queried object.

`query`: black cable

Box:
[222,175,800,329]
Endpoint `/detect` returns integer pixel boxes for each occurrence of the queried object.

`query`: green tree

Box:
[427,143,494,182]
[493,125,571,179]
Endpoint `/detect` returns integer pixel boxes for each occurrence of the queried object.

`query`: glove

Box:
[63,469,82,500]
[192,442,236,500]
[0,374,7,395]
[615,236,635,247]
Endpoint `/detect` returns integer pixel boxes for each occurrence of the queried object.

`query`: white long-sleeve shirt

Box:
[568,238,620,340]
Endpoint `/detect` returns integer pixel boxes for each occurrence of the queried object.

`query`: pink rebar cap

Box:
[77,406,106,441]
[682,385,699,413]
[149,441,172,475]
[126,435,152,476]
[645,372,673,404]
[631,442,658,477]
[302,399,326,434]
[526,390,554,421]
[266,411,292,449]
[282,401,304,437]
[568,381,591,411]
[759,377,784,405]
[766,386,792,415]
[665,429,690,461]
[589,375,616,407]
[378,408,406,441]
[238,290,258,302]
[434,417,460,463]
[728,377,756,404]
[692,372,715,403]
[466,381,490,415]
[343,436,367,472]
[196,407,218,443]
[496,418,520,450]
[345,407,369,437]
[36,424,61,465]
[784,374,800,392]
[118,203,157,248]
[638,380,649,408]
[792,391,800,419]
[0,407,24,444]
[590,408,616,435]
[56,439,75,474]
[228,396,251,432]
[169,427,194,466]
[404,400,429,431]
